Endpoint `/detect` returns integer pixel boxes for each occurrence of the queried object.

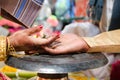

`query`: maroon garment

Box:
[0,72,9,80]
[110,60,120,80]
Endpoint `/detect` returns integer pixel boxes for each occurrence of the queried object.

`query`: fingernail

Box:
[52,31,60,38]
[53,31,60,35]
[38,25,43,29]
[57,36,60,38]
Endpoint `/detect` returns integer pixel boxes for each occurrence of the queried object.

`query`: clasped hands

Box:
[7,25,89,55]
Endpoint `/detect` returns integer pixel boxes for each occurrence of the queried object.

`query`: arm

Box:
[43,29,120,54]
[0,26,59,61]
[84,29,120,53]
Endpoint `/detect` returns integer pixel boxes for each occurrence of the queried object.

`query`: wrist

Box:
[7,36,22,51]
[7,36,13,46]
[6,37,16,55]
[7,36,16,49]
[81,37,90,52]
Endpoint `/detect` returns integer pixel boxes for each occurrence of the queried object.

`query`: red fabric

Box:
[0,18,24,34]
[0,72,11,80]
[75,0,88,22]
[110,60,120,80]
[0,18,21,28]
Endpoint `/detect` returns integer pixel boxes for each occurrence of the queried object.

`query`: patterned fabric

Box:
[0,0,44,28]
[87,0,104,23]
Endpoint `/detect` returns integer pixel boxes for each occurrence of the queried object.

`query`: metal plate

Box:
[5,52,108,74]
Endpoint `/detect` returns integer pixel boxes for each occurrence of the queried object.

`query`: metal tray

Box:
[5,52,108,74]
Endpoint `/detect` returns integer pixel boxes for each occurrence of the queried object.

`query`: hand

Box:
[8,26,59,52]
[43,33,90,54]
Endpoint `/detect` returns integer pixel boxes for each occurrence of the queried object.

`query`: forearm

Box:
[83,29,120,53]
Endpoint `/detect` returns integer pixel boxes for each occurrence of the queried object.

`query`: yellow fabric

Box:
[0,65,17,72]
[83,29,120,53]
[69,73,97,80]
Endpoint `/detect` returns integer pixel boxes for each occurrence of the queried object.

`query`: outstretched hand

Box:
[8,26,59,52]
[43,33,90,54]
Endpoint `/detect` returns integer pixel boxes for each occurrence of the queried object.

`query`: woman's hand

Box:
[8,26,59,52]
[43,33,90,54]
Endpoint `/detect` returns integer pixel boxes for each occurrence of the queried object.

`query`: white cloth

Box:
[62,22,100,37]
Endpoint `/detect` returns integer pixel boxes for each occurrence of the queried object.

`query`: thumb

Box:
[26,25,43,35]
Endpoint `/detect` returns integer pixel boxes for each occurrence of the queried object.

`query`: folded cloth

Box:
[0,0,44,28]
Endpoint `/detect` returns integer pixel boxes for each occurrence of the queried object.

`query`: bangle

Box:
[7,37,24,58]
[0,36,7,61]
[7,37,16,56]
[7,37,16,53]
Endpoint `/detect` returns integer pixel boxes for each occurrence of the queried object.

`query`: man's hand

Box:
[43,33,90,54]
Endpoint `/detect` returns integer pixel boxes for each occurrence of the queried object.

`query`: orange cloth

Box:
[75,0,88,22]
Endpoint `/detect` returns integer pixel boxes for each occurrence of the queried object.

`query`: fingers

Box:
[33,33,60,45]
[42,31,60,45]
[49,41,61,48]
[43,44,68,54]
[44,34,59,44]
[25,25,43,35]
[43,47,60,54]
